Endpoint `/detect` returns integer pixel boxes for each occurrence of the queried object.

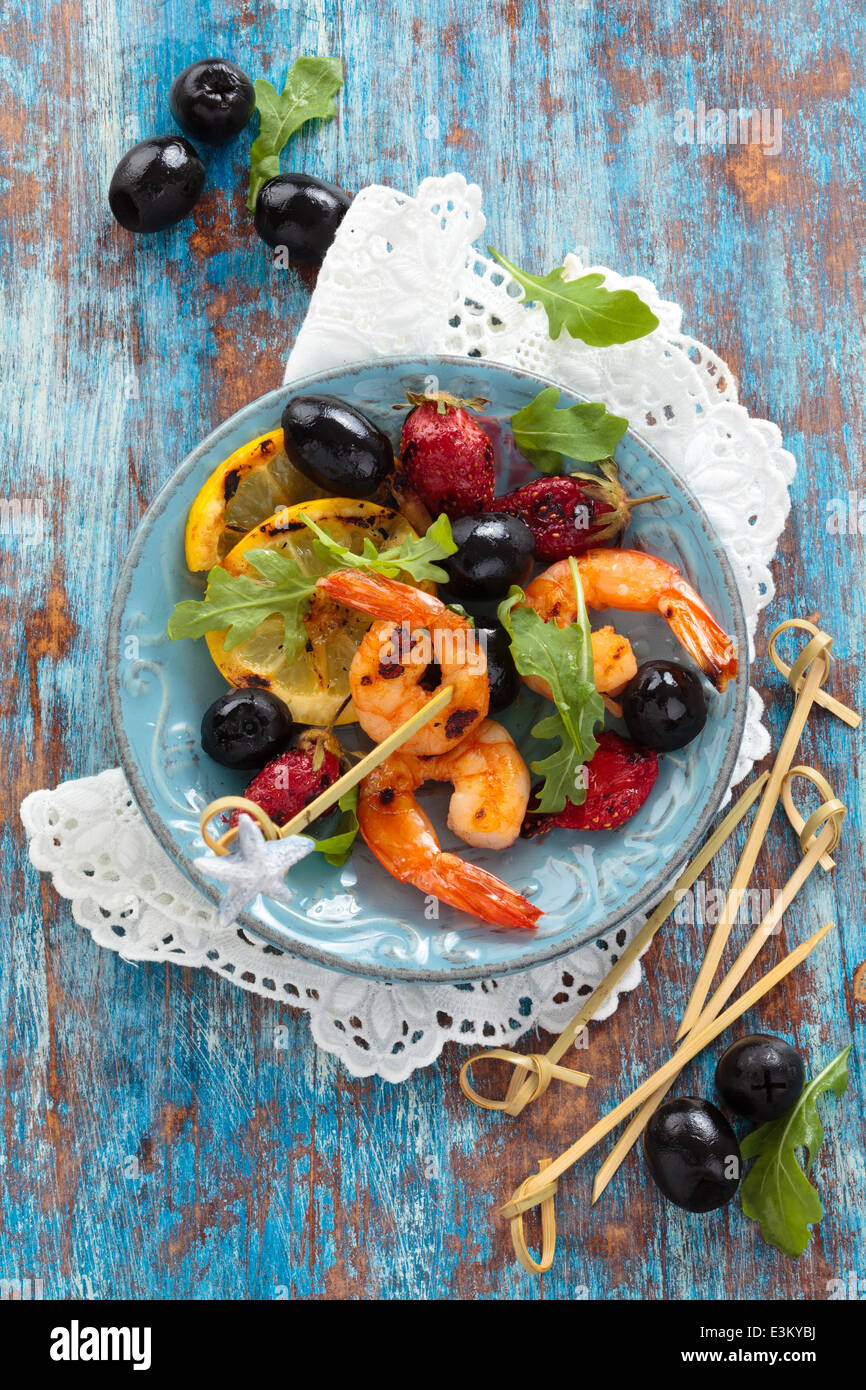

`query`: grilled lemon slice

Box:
[205,498,425,726]
[185,428,330,571]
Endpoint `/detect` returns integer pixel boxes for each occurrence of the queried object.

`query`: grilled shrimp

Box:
[315,570,489,754]
[523,550,738,692]
[421,718,531,850]
[358,721,539,929]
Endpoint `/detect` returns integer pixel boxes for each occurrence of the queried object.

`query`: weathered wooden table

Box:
[3,0,863,1300]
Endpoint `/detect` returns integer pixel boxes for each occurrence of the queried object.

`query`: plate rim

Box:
[107,353,750,983]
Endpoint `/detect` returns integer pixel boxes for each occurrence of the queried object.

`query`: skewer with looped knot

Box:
[199,685,455,857]
[196,687,455,928]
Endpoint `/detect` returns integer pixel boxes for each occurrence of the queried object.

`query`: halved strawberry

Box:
[522,730,658,837]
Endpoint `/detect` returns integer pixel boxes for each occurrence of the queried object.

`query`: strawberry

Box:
[491,461,665,561]
[399,390,495,521]
[522,730,658,837]
[230,729,341,829]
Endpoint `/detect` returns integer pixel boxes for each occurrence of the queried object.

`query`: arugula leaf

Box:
[488,248,659,346]
[167,555,315,660]
[528,715,590,813]
[498,557,603,812]
[511,387,628,473]
[740,1044,852,1258]
[167,515,459,656]
[445,601,474,625]
[302,510,457,585]
[247,57,344,211]
[312,786,360,867]
[386,512,459,582]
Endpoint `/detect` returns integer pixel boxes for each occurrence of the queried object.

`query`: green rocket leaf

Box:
[312,786,360,867]
[247,57,344,211]
[526,715,591,814]
[498,557,604,812]
[302,510,457,585]
[167,552,315,661]
[167,515,456,658]
[740,1044,852,1258]
[489,247,659,346]
[511,386,628,473]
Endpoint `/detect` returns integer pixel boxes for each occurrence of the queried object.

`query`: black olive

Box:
[621,659,707,751]
[201,688,294,771]
[108,136,205,233]
[443,513,535,600]
[473,619,520,712]
[280,395,393,497]
[254,174,351,262]
[169,58,255,144]
[716,1034,805,1122]
[643,1097,741,1212]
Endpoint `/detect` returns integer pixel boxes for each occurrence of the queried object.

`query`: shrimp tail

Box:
[660,577,739,691]
[358,762,539,931]
[415,854,542,931]
[316,569,445,626]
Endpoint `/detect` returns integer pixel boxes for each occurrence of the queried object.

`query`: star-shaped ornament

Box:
[195,813,316,929]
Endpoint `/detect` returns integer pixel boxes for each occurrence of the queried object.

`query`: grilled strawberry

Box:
[230,729,341,829]
[522,730,658,837]
[492,461,664,561]
[399,391,495,520]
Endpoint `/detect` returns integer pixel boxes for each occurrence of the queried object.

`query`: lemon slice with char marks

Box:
[205,498,427,727]
[185,428,330,571]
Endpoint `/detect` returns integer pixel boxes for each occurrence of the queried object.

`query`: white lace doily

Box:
[20,173,794,1081]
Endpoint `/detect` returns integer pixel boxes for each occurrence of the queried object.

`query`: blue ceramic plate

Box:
[107,356,748,982]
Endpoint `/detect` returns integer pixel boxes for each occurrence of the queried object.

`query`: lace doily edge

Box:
[19,779,652,1082]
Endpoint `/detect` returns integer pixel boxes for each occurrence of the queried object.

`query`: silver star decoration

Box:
[195,813,316,929]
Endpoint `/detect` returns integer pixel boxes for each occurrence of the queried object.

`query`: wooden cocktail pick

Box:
[501,921,835,1273]
[199,684,454,856]
[458,771,770,1117]
[196,685,454,925]
[769,618,861,727]
[677,619,857,1039]
[590,764,846,1202]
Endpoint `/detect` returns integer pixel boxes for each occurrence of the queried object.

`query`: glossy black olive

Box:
[108,136,205,233]
[716,1034,805,1122]
[474,619,520,713]
[201,688,294,771]
[621,659,707,751]
[280,395,393,497]
[254,174,351,261]
[443,513,535,600]
[643,1097,741,1212]
[169,58,255,144]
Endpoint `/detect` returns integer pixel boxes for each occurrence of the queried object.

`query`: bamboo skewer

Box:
[200,685,455,855]
[500,920,834,1236]
[768,618,861,728]
[508,1159,557,1275]
[781,764,840,871]
[590,770,845,1202]
[458,771,770,1116]
[675,624,834,1040]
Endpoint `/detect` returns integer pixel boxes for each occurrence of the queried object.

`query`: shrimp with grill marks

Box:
[316,569,489,754]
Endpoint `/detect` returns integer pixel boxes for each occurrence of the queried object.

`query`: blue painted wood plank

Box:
[1,0,864,1300]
